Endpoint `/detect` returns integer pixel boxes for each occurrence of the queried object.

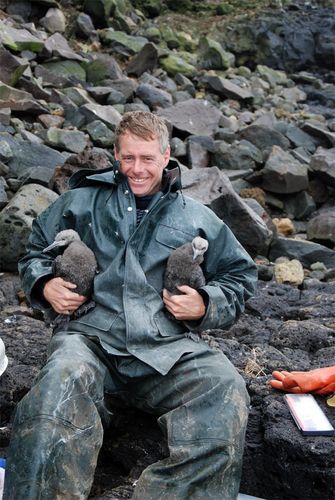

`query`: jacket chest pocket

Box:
[154,224,197,254]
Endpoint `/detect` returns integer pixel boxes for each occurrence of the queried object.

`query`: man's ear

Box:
[163,145,171,166]
[114,148,120,160]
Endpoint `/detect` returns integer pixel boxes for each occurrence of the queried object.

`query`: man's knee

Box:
[14,335,105,430]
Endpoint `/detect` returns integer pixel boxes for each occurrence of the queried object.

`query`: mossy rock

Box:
[41,60,86,82]
[159,54,197,77]
[132,0,164,18]
[100,29,148,54]
[198,35,235,70]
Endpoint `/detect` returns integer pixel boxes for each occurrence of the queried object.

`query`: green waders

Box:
[4,333,249,500]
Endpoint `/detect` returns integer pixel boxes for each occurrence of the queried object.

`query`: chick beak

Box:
[43,239,67,253]
[192,248,201,261]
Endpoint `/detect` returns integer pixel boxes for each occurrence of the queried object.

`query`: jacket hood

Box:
[68,159,182,193]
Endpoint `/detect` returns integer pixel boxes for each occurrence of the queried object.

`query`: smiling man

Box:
[114,116,170,197]
[5,111,257,500]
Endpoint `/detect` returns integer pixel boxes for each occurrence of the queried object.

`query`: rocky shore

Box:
[0,0,334,499]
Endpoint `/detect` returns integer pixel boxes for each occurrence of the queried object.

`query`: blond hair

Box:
[115,111,170,154]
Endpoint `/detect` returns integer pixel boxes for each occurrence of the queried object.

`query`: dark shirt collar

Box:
[135,194,155,209]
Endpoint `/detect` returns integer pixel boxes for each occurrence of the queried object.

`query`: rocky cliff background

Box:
[0,0,334,499]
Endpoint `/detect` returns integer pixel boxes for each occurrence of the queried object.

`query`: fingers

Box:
[162,288,205,321]
[43,277,87,314]
[58,278,78,289]
[268,379,302,393]
[271,371,288,381]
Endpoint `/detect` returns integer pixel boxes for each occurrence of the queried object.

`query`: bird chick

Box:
[164,236,208,295]
[43,229,97,328]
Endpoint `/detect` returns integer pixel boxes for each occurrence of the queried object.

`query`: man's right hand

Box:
[43,277,87,315]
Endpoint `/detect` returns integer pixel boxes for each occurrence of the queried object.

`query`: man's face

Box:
[115,132,170,197]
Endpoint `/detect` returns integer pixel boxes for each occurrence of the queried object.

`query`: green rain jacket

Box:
[19,160,257,375]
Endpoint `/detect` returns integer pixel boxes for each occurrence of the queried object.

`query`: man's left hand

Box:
[163,286,205,321]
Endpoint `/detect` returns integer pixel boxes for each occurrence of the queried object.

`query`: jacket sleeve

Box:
[184,220,257,333]
[18,195,69,310]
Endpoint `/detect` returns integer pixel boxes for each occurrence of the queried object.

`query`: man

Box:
[4,111,257,499]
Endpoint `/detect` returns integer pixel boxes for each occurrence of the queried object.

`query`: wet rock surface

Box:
[0,273,334,500]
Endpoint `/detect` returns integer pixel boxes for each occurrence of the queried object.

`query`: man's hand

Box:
[43,277,87,315]
[163,286,205,321]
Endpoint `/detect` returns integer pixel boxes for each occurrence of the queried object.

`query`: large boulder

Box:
[0,184,58,271]
[182,167,274,257]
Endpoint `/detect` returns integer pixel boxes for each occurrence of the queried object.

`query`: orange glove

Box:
[269,366,335,395]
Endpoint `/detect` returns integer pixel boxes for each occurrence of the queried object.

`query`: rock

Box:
[38,114,65,128]
[206,75,253,101]
[213,139,262,171]
[126,42,158,77]
[307,209,335,246]
[283,190,316,220]
[76,13,96,39]
[1,134,66,179]
[239,125,290,151]
[0,177,8,209]
[99,29,148,56]
[186,135,214,169]
[40,59,87,82]
[0,81,48,115]
[261,145,309,194]
[18,165,56,188]
[256,64,289,87]
[198,36,235,70]
[157,99,222,136]
[43,33,86,62]
[0,46,28,87]
[49,149,111,194]
[0,107,11,126]
[269,236,335,268]
[170,137,186,157]
[159,54,196,78]
[272,217,294,237]
[135,83,173,109]
[40,8,66,34]
[45,127,88,154]
[309,146,335,184]
[83,0,121,27]
[86,120,115,147]
[85,53,123,83]
[182,167,273,257]
[285,124,317,153]
[0,19,44,53]
[239,187,266,208]
[220,7,334,72]
[0,184,58,271]
[301,121,335,148]
[80,103,122,130]
[274,258,304,286]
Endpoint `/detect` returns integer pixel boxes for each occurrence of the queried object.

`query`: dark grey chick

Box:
[164,236,208,295]
[43,229,97,328]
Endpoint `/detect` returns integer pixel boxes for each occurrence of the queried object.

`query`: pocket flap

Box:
[155,224,196,250]
[70,307,117,332]
[154,310,186,337]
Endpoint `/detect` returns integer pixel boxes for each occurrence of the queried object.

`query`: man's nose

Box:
[132,158,143,172]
